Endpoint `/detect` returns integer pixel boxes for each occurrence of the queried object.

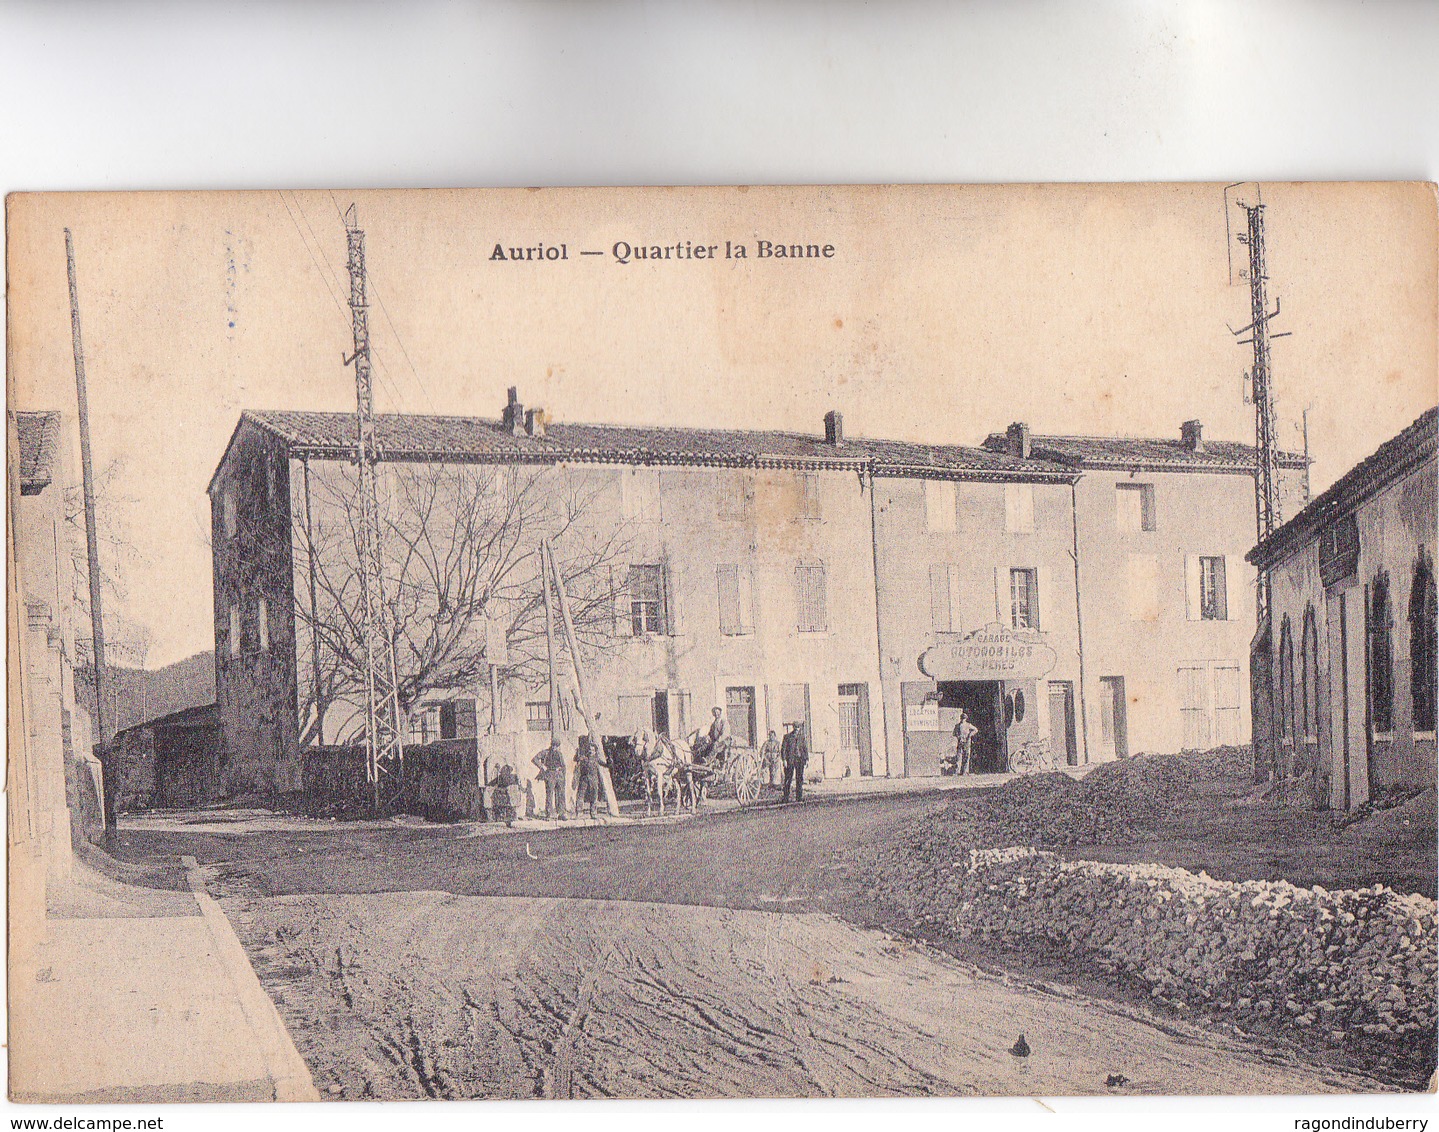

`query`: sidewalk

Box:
[9,856,318,1104]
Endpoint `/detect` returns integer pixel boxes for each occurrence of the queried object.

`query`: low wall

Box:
[302,734,524,821]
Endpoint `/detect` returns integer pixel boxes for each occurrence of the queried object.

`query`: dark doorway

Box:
[653,691,671,738]
[938,681,1006,773]
[1048,681,1078,766]
[726,686,756,748]
[838,683,873,776]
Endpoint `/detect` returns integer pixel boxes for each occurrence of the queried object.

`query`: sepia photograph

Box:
[5,181,1436,1104]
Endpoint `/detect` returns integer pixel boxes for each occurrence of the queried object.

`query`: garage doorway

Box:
[937,681,1006,773]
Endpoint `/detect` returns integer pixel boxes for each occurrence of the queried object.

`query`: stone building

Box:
[8,410,98,886]
[1248,407,1437,810]
[208,391,1305,797]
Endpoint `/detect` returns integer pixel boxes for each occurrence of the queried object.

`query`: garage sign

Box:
[919,622,1057,681]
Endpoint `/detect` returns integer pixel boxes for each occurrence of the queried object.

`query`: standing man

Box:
[759,730,782,787]
[532,739,567,821]
[573,731,610,820]
[953,708,979,776]
[780,721,810,804]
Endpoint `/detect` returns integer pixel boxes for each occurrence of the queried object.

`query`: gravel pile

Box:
[978,750,1232,846]
[888,844,1437,1044]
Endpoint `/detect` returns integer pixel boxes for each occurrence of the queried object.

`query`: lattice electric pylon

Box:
[1228,194,1292,631]
[343,205,406,810]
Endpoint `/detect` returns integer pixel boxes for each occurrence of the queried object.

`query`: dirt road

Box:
[227,889,1374,1100]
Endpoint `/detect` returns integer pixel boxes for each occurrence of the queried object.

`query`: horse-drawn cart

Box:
[633,731,763,814]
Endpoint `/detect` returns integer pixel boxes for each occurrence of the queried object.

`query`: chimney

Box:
[1181,419,1204,452]
[525,408,547,438]
[502,386,525,435]
[823,410,844,446]
[1006,421,1032,459]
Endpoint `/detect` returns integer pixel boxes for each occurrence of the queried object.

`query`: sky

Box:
[7,183,1436,668]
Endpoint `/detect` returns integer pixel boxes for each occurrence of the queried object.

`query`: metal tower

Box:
[343,205,406,810]
[1229,195,1291,629]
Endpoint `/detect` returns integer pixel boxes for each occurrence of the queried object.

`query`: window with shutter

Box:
[929,564,951,631]
[799,473,822,520]
[1115,483,1156,532]
[796,564,828,633]
[717,564,752,635]
[258,598,269,652]
[718,471,749,521]
[924,481,956,532]
[1005,484,1035,534]
[228,604,241,656]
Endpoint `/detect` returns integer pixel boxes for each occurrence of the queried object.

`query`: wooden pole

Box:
[545,539,619,814]
[65,231,113,802]
[540,541,564,809]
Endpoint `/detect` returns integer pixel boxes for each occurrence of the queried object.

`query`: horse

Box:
[633,731,689,816]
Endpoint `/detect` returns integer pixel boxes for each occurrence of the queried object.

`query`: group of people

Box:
[530,730,611,821]
[758,719,811,803]
[527,703,815,820]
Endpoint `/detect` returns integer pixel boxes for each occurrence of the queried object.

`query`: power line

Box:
[325,190,438,414]
[280,190,409,412]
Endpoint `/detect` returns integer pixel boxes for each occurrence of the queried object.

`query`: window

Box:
[1115,483,1156,532]
[1010,568,1038,630]
[1278,615,1295,741]
[930,564,961,632]
[1004,484,1035,534]
[491,467,513,511]
[1199,556,1228,621]
[718,471,750,522]
[265,458,278,505]
[924,480,956,532]
[796,564,828,633]
[257,598,269,652]
[1368,571,1394,735]
[526,701,552,732]
[621,468,661,521]
[222,488,237,539]
[799,473,822,520]
[1301,605,1319,740]
[716,564,754,635]
[228,604,241,656]
[1411,548,1437,732]
[1126,554,1160,622]
[629,564,667,635]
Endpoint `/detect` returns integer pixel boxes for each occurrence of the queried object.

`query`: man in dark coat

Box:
[531,740,567,820]
[573,733,610,820]
[780,721,809,803]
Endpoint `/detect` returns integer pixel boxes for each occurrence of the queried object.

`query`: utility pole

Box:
[1229,196,1291,626]
[65,231,113,783]
[546,539,620,814]
[343,206,405,811]
[1226,187,1292,783]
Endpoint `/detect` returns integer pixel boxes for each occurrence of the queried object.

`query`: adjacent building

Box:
[207,391,1305,797]
[1249,407,1437,810]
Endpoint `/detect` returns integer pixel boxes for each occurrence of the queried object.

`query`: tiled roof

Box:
[982,431,1309,471]
[12,411,61,495]
[237,410,1080,481]
[1249,406,1438,568]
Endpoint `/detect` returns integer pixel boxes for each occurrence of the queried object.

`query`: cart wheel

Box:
[735,760,759,806]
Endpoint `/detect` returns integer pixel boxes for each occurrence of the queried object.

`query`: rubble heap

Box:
[902,846,1438,1043]
[977,749,1241,846]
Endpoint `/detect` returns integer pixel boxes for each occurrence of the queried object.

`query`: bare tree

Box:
[292,460,633,740]
[66,456,153,669]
